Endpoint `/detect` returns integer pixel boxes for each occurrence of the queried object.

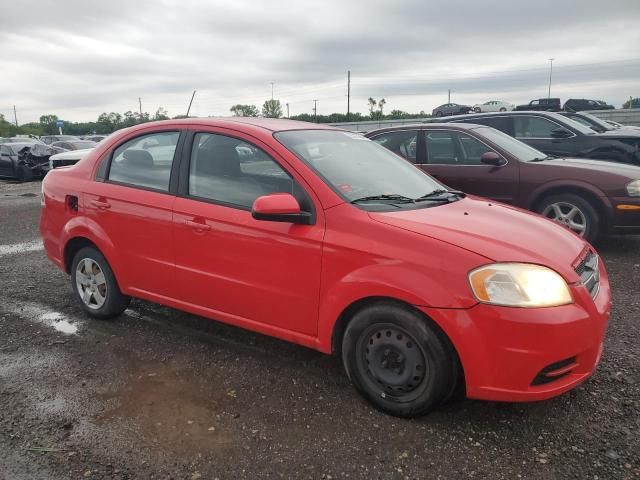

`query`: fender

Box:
[316,263,478,354]
[61,216,127,286]
[526,179,612,211]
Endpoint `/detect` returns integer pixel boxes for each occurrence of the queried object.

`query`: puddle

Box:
[0,240,43,257]
[6,303,80,334]
[96,356,238,456]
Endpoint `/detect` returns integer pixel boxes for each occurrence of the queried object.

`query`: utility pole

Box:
[286,103,290,118]
[186,90,196,117]
[313,100,318,123]
[548,58,554,100]
[271,82,274,100]
[138,97,142,115]
[13,105,18,126]
[347,70,351,121]
[447,89,451,103]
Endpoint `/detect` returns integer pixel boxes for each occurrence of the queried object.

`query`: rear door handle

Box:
[91,200,111,210]
[184,219,211,231]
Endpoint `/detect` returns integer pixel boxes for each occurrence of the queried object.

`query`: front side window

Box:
[514,116,560,138]
[188,133,293,209]
[371,130,417,162]
[108,131,179,191]
[424,131,493,165]
[275,130,442,208]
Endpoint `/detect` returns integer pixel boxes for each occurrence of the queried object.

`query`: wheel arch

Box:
[528,184,612,232]
[330,296,466,397]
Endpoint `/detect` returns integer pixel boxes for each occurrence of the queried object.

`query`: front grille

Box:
[574,251,600,298]
[532,357,577,386]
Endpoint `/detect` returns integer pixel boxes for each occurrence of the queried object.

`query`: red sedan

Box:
[40,118,611,417]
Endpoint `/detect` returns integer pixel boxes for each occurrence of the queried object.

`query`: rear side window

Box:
[514,117,560,138]
[188,133,293,209]
[424,131,493,165]
[371,130,418,162]
[108,132,179,191]
[456,116,513,135]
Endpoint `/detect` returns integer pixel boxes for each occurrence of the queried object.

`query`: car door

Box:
[83,130,181,298]
[0,146,14,176]
[419,129,519,203]
[513,115,579,157]
[172,129,324,336]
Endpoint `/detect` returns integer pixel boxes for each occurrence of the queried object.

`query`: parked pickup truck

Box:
[515,98,561,112]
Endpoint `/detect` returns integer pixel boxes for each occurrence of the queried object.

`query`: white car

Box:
[472,100,515,113]
[48,148,93,170]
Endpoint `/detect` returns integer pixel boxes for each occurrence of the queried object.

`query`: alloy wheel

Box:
[75,258,108,309]
[542,201,587,236]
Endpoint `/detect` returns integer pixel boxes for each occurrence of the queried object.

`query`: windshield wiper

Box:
[530,155,556,162]
[414,189,466,202]
[350,194,416,204]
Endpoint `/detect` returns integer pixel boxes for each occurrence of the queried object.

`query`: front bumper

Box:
[420,262,611,402]
[608,196,640,234]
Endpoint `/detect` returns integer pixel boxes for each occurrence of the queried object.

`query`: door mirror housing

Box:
[551,128,573,139]
[480,151,506,166]
[252,193,312,225]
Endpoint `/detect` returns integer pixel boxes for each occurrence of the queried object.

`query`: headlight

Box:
[626,180,640,196]
[468,263,572,307]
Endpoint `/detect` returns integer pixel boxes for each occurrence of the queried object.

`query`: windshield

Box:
[474,126,548,162]
[572,112,612,131]
[71,141,97,149]
[549,113,597,135]
[275,130,443,206]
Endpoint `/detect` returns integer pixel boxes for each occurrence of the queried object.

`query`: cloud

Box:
[1,0,639,123]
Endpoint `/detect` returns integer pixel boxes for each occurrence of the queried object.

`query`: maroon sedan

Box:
[366,124,640,243]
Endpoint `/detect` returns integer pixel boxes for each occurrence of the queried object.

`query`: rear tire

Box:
[499,107,507,112]
[342,303,458,418]
[536,193,600,243]
[473,107,481,113]
[71,247,130,319]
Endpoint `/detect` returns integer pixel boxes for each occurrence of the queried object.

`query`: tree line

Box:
[1,98,431,138]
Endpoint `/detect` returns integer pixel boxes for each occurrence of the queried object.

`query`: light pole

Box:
[547,58,554,100]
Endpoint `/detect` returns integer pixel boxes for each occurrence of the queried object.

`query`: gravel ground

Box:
[0,180,638,479]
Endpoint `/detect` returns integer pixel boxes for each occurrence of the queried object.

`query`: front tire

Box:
[536,193,600,243]
[342,303,458,418]
[71,247,130,319]
[435,111,443,117]
[473,107,481,113]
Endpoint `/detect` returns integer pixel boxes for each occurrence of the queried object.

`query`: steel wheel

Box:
[75,258,108,310]
[541,201,587,236]
[357,323,429,401]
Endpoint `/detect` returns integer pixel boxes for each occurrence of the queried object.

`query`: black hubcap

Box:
[362,326,426,395]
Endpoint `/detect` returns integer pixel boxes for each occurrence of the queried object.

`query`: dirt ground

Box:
[0,180,638,479]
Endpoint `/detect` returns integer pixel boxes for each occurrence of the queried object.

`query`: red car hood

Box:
[369,197,587,281]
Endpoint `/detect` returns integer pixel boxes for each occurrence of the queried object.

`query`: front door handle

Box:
[184,219,211,231]
[91,199,111,210]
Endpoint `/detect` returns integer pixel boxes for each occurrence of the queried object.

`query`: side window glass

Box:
[189,133,293,209]
[425,131,458,164]
[514,117,558,138]
[108,131,179,191]
[456,133,493,165]
[372,130,417,162]
[531,100,539,106]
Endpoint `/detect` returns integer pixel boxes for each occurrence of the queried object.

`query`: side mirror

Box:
[551,128,573,139]
[251,193,313,225]
[480,151,506,166]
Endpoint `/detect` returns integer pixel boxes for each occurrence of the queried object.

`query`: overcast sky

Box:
[1,0,639,124]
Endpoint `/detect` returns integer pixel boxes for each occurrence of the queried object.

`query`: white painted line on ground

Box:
[5,303,81,335]
[0,240,43,258]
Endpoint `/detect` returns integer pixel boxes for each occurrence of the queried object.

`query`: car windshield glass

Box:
[71,141,97,148]
[549,114,596,135]
[474,127,548,162]
[574,112,612,131]
[274,130,443,206]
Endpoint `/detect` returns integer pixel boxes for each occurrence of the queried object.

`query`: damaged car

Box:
[0,142,65,181]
